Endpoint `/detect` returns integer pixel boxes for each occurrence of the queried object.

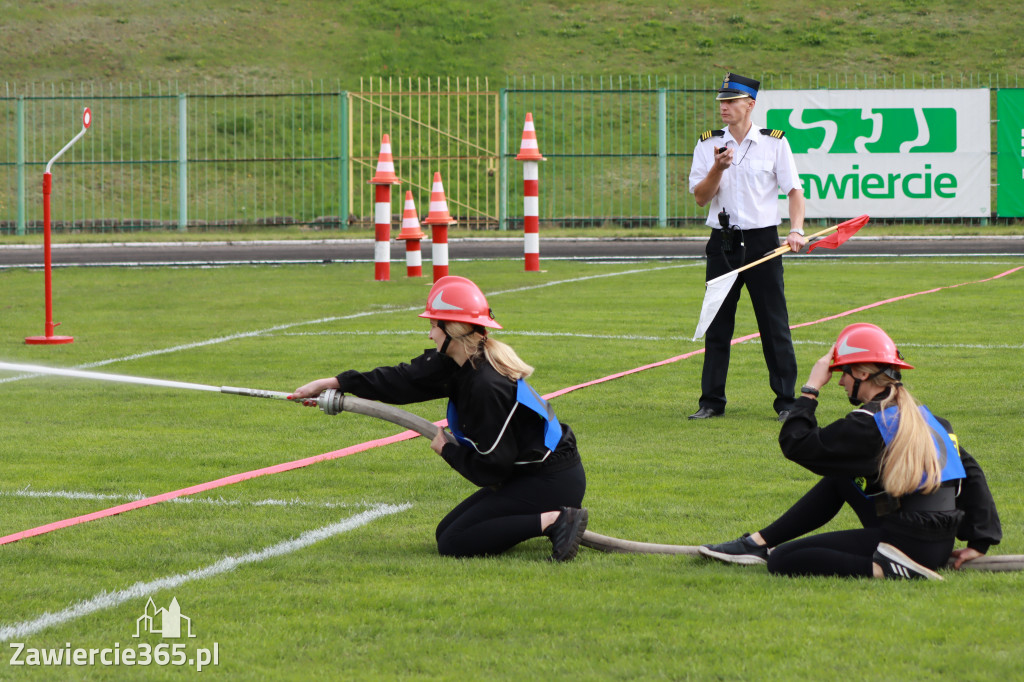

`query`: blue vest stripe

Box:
[873,405,966,485]
[447,379,563,455]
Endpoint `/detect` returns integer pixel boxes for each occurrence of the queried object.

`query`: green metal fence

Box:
[2,73,1021,235]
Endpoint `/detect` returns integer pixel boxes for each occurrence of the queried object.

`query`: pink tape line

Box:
[3,265,1020,546]
[0,426,439,546]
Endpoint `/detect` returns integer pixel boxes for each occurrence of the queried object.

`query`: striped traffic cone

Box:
[369,133,402,185]
[515,113,545,271]
[515,112,546,162]
[368,134,402,281]
[422,172,457,282]
[396,191,426,278]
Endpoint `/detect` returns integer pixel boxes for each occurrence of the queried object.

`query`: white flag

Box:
[692,270,739,341]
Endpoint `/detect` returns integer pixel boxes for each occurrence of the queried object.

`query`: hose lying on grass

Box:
[319,391,1023,573]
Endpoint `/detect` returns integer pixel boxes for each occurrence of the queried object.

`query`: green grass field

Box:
[1,255,1022,679]
[2,1,1022,84]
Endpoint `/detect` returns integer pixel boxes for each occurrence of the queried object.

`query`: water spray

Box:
[0,361,437,436]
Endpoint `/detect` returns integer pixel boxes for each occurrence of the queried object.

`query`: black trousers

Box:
[759,477,954,577]
[699,226,798,414]
[435,460,586,558]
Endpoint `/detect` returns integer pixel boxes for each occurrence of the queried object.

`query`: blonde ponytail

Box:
[443,322,534,381]
[861,365,942,497]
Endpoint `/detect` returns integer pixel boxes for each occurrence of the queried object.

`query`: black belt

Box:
[875,484,957,516]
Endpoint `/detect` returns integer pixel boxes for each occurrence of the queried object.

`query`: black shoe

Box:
[698,533,769,565]
[545,507,589,562]
[777,410,792,423]
[873,542,943,580]
[688,406,724,420]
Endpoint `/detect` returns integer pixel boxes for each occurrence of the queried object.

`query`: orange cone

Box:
[396,191,426,240]
[369,134,402,185]
[422,172,457,225]
[515,113,546,162]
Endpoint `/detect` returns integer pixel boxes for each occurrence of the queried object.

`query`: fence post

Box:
[16,96,26,235]
[498,88,508,231]
[657,88,667,227]
[177,93,188,232]
[338,91,349,230]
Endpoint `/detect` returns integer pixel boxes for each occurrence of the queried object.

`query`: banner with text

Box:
[757,89,990,218]
[996,89,1024,217]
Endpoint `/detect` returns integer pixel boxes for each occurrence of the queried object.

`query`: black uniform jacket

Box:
[336,349,581,488]
[779,393,1001,554]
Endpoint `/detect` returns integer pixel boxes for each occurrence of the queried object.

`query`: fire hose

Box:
[2,361,1019,571]
[313,390,1022,572]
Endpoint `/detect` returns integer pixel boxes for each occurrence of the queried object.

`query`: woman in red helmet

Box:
[291,276,588,562]
[699,323,1000,579]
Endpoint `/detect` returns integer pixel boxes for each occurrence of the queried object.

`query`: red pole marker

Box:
[27,107,91,345]
[515,113,546,272]
[396,191,427,277]
[421,172,457,282]
[368,134,402,282]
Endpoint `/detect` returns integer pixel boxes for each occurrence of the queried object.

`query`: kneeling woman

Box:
[700,323,1000,579]
[291,276,588,561]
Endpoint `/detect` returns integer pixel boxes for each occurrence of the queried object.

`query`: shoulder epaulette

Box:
[698,129,725,143]
[760,128,785,139]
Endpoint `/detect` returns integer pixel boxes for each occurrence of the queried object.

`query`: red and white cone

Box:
[421,172,457,282]
[515,113,545,272]
[396,191,427,278]
[368,134,402,281]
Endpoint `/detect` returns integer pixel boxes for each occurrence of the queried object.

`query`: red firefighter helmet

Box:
[829,323,914,372]
[418,276,502,329]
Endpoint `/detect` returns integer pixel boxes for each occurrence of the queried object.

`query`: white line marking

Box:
[270,330,1024,351]
[0,264,688,386]
[0,503,411,642]
[3,259,1017,387]
[0,488,377,509]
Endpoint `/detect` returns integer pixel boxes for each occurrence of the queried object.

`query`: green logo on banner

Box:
[766,108,957,153]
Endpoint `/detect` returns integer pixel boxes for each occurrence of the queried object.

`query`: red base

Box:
[26,335,74,345]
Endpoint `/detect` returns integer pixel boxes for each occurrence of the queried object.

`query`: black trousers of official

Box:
[758,477,955,577]
[434,460,586,558]
[699,226,798,414]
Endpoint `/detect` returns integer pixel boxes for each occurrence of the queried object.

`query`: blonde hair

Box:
[443,321,534,381]
[852,363,942,497]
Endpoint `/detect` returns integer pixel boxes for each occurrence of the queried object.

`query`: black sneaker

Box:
[873,542,944,580]
[698,533,769,565]
[545,507,589,562]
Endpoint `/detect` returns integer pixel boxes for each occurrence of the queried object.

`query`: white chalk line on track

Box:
[2,259,1018,389]
[0,263,693,386]
[270,329,1024,351]
[0,487,382,510]
[0,502,412,642]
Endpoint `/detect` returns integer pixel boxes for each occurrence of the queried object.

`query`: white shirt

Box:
[688,124,801,230]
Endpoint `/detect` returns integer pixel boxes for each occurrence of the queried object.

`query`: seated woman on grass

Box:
[700,323,1000,580]
[291,276,588,562]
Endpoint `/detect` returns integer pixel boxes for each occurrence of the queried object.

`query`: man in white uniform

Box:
[687,73,807,422]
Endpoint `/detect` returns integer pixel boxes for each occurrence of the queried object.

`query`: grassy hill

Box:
[1,0,1022,87]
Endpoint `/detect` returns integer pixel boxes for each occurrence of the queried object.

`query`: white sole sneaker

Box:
[875,542,944,580]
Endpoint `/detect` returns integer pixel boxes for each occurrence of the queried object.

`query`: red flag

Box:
[806,214,870,253]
